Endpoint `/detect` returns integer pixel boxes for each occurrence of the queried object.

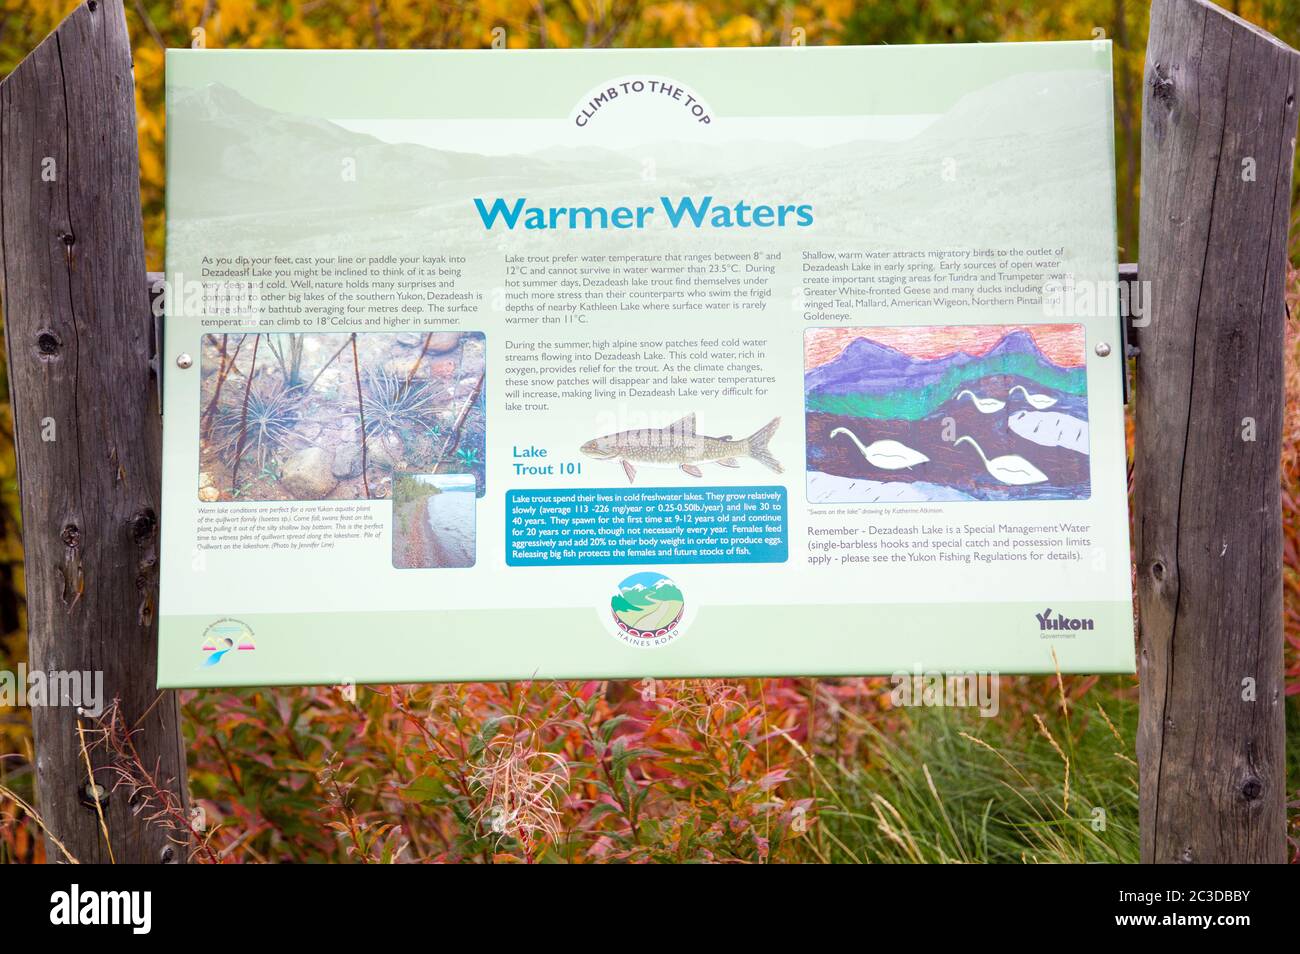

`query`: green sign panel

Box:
[159,44,1133,687]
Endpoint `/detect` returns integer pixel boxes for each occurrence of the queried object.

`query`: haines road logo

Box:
[1035,607,1094,638]
[200,618,256,668]
[610,571,684,647]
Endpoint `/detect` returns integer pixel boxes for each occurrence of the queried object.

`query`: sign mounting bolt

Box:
[1095,342,1112,357]
[176,353,193,369]
[80,781,108,810]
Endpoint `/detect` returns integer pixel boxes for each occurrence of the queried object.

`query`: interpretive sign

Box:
[158,44,1133,686]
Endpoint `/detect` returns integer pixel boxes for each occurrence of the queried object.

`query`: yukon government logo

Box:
[610,572,684,647]
[200,618,256,667]
[1035,607,1094,638]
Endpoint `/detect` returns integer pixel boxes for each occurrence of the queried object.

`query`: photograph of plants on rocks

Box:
[197,331,486,501]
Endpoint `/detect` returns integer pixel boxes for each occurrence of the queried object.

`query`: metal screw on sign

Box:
[1094,342,1112,357]
[176,353,193,369]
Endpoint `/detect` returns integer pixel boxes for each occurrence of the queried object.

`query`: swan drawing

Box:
[1008,384,1058,409]
[954,435,1048,485]
[955,389,1006,414]
[830,427,929,470]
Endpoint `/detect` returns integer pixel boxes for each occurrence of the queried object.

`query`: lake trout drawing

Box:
[580,414,782,484]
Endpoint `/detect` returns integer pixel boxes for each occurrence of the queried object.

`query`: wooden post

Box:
[0,0,189,863]
[1134,0,1299,863]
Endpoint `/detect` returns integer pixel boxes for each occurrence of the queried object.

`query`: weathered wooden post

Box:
[1134,0,1299,863]
[0,0,189,863]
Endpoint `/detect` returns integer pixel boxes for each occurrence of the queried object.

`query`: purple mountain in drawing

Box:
[805,330,1057,396]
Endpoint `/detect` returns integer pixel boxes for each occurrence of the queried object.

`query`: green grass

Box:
[800,685,1139,863]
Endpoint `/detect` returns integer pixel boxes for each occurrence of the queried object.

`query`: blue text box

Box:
[506,486,788,567]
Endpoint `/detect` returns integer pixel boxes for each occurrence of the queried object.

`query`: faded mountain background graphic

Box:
[167,71,1115,280]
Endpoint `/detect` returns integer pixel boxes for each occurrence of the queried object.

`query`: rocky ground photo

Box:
[197,331,486,502]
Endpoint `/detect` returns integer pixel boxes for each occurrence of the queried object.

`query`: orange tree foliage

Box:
[14,0,1300,264]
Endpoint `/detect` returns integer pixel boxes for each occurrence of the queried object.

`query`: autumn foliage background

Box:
[1,0,1299,862]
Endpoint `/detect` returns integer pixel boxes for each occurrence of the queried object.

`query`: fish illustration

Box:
[580,414,782,484]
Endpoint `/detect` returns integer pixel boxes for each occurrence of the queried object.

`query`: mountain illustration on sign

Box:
[611,571,685,639]
[804,325,1091,503]
[580,413,781,484]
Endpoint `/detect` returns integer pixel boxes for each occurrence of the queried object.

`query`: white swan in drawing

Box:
[955,389,1006,414]
[830,427,929,470]
[954,435,1048,485]
[1008,384,1059,409]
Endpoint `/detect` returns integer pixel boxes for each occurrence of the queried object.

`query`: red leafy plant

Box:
[180,677,831,863]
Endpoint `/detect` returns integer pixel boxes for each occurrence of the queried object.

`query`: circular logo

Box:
[610,571,684,647]
[200,618,256,669]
